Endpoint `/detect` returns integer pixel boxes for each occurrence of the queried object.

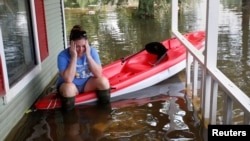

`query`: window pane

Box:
[0,0,36,86]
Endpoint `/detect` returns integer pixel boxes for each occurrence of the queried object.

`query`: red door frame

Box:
[0,56,5,96]
[34,0,49,61]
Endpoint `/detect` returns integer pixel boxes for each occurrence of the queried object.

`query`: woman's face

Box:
[74,39,86,58]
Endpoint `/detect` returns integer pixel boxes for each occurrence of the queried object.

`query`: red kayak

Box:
[35,31,205,110]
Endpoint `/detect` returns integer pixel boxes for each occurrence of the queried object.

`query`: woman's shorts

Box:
[57,77,92,94]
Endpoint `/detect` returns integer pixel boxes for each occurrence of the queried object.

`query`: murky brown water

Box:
[6,75,203,141]
[5,0,250,140]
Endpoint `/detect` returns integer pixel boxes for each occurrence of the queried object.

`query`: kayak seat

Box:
[145,42,168,66]
[121,54,152,73]
[124,63,151,73]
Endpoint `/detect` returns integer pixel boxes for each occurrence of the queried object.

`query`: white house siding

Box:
[1,0,65,140]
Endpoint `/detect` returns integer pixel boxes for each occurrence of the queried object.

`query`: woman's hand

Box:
[70,41,77,58]
[85,40,91,57]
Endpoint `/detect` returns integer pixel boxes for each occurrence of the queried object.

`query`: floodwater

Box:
[5,0,250,140]
[65,0,250,98]
[6,75,203,141]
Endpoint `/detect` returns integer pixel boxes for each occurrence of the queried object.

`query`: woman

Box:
[57,25,110,111]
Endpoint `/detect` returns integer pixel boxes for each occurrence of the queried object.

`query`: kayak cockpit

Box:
[108,42,169,86]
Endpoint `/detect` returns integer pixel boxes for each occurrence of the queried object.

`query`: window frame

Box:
[0,0,42,104]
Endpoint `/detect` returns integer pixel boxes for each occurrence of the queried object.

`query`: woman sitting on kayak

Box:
[56,25,110,111]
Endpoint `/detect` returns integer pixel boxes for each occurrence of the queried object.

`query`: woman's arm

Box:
[60,41,78,82]
[85,40,103,77]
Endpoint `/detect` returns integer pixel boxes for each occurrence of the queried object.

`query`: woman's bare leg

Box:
[84,76,110,104]
[59,82,78,97]
[59,82,78,111]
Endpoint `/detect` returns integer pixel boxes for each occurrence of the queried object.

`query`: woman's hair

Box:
[70,25,83,34]
[69,25,88,41]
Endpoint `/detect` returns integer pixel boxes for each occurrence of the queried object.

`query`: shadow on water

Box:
[6,74,203,141]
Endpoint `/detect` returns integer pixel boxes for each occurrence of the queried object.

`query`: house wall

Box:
[1,0,65,140]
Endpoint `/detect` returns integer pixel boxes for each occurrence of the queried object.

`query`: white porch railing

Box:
[171,0,250,131]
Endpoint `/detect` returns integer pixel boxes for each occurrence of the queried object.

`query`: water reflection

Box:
[62,109,83,141]
[6,75,204,141]
[217,0,250,96]
[26,112,54,141]
[23,94,201,141]
[62,106,111,141]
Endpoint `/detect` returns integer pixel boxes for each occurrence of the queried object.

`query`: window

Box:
[0,0,36,87]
